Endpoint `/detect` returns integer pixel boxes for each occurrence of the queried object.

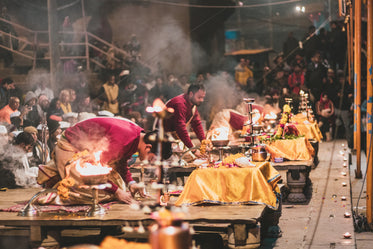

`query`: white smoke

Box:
[26,68,50,91]
[0,138,39,188]
[66,121,110,154]
[202,71,249,125]
[108,4,194,75]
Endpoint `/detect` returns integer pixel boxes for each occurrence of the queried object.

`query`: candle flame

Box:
[146,98,174,114]
[75,152,112,176]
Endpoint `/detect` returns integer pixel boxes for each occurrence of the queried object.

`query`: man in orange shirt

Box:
[0,96,20,124]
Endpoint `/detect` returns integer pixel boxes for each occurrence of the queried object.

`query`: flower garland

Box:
[261,104,303,142]
[275,104,292,138]
[57,177,75,199]
[200,139,212,155]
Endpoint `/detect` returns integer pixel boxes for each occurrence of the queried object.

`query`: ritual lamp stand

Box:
[146,99,175,206]
[80,183,111,217]
[241,98,264,149]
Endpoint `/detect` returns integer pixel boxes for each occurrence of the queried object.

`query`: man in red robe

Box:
[38,117,156,204]
[164,84,206,156]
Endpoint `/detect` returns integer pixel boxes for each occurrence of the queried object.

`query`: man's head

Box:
[1,78,15,90]
[24,126,38,142]
[311,52,321,64]
[47,118,62,138]
[187,83,206,106]
[24,91,37,107]
[108,75,116,85]
[137,132,153,161]
[294,64,302,73]
[155,76,163,86]
[167,74,176,83]
[141,130,172,161]
[274,54,284,65]
[59,90,70,104]
[9,97,20,111]
[327,68,335,78]
[239,58,246,66]
[38,94,50,110]
[14,132,35,153]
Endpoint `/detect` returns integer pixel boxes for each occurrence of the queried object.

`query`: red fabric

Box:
[288,72,305,94]
[229,111,249,130]
[164,94,205,148]
[319,94,333,110]
[64,117,143,184]
[251,104,264,114]
[106,180,119,193]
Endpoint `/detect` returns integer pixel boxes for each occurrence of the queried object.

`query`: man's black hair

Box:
[14,132,35,146]
[1,77,13,86]
[187,83,205,94]
[144,130,172,160]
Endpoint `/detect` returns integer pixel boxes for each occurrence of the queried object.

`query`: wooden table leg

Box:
[30,226,61,249]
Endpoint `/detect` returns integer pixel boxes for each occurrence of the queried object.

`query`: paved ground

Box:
[350,148,373,249]
[261,140,356,248]
[260,139,373,249]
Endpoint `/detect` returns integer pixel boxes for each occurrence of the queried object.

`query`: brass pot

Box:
[211,140,229,147]
[150,223,191,249]
[252,124,264,134]
[251,146,267,162]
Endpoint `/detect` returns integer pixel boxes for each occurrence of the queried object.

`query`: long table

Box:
[175,161,281,209]
[0,188,265,248]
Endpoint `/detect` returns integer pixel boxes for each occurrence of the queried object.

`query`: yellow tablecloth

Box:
[264,137,315,161]
[291,113,323,142]
[175,162,281,209]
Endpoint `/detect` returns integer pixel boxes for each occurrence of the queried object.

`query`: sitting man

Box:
[0,132,38,188]
[38,117,164,205]
[207,103,264,142]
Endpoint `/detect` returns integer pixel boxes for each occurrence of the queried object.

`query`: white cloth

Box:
[22,153,39,177]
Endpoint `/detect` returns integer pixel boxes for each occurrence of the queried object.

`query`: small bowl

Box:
[343,232,352,239]
[344,212,351,218]
[252,146,267,162]
[211,140,229,147]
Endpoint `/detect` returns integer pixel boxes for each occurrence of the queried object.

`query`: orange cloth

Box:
[291,113,309,123]
[294,122,323,142]
[0,105,16,124]
[264,137,315,161]
[291,113,323,142]
[175,162,281,209]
